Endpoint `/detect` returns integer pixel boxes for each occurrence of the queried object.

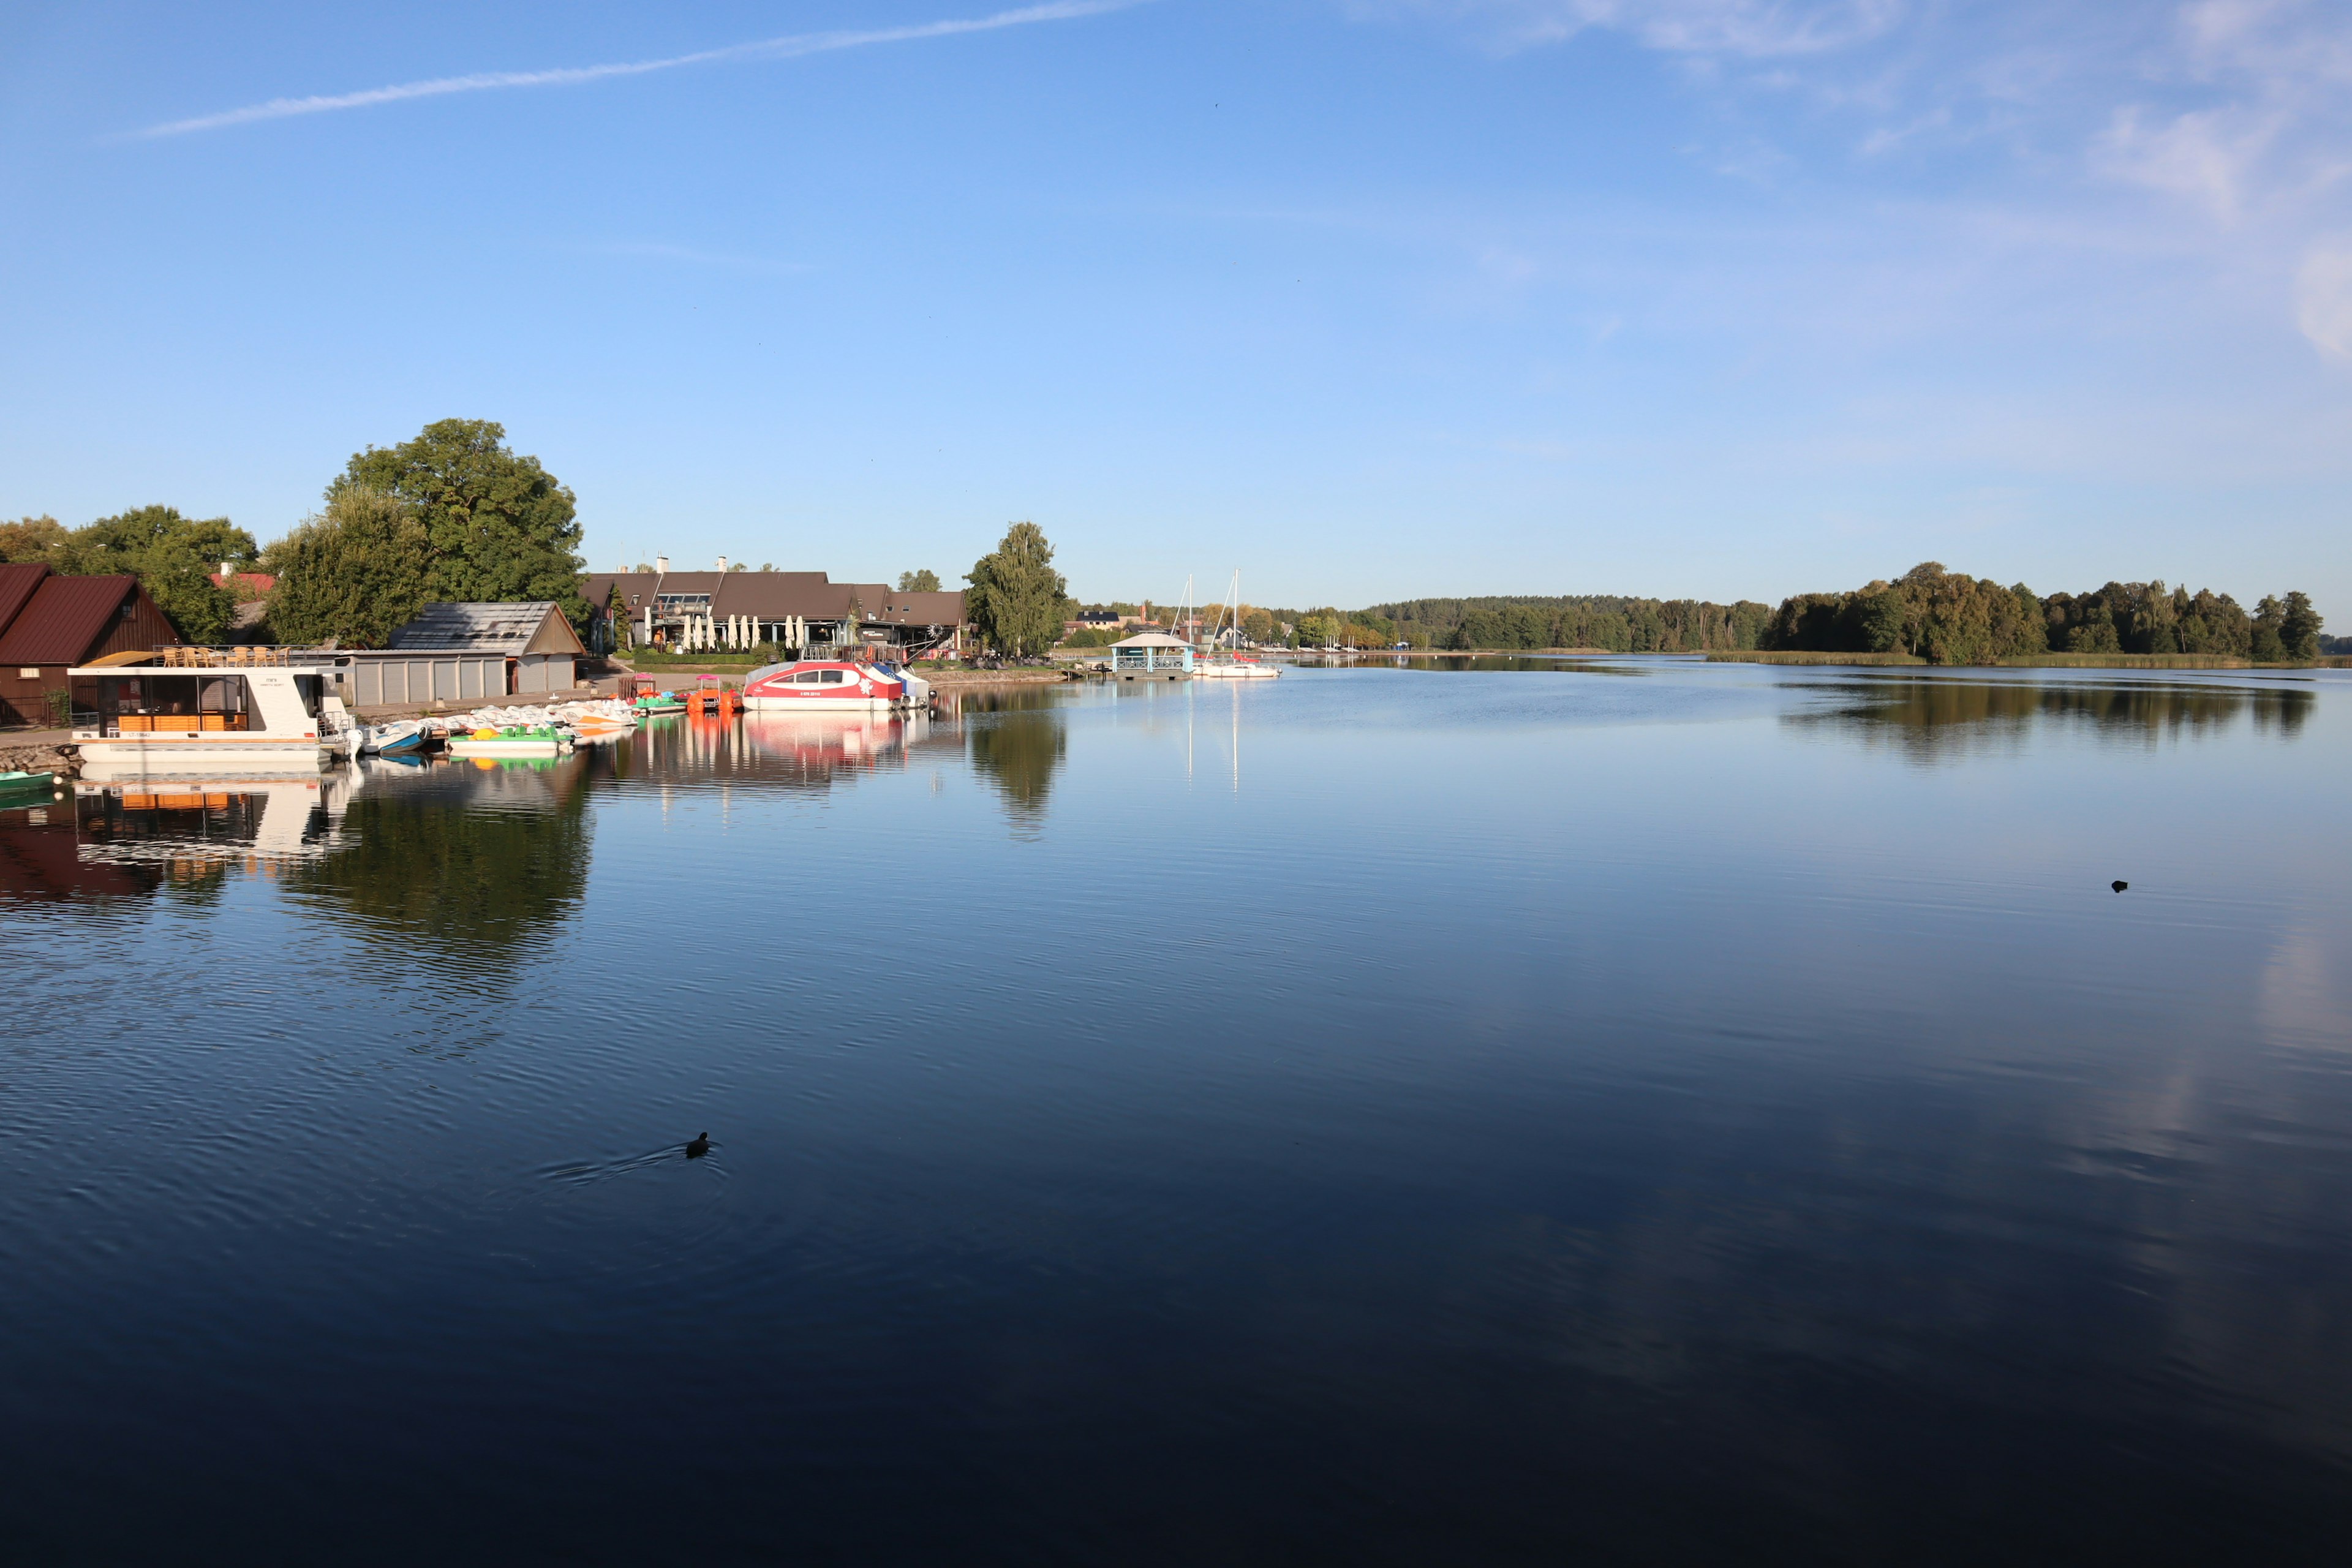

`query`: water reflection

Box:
[0,775,358,904]
[281,760,590,963]
[957,688,1069,831]
[1788,674,2315,761]
[616,710,954,793]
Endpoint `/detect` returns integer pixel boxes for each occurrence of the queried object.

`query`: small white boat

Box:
[1194,657,1280,680]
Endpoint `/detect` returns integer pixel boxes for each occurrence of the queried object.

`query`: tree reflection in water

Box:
[1789,675,2315,762]
[282,761,592,969]
[958,688,1068,833]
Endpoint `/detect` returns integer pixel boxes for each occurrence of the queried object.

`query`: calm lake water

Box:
[4,660,2348,1564]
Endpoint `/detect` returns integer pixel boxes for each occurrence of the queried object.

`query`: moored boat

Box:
[70,650,351,778]
[0,769,58,804]
[446,725,571,758]
[740,659,914,714]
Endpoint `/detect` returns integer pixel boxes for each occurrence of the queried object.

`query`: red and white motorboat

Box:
[740,659,928,714]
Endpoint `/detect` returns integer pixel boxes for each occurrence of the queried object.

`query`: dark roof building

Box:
[386,601,586,657]
[0,565,181,728]
[581,567,968,655]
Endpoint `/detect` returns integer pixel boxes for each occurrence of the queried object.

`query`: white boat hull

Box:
[75,737,331,777]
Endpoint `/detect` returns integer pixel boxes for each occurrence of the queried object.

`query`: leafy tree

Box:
[965,522,1067,657]
[0,515,68,564]
[2251,596,2288,662]
[1241,606,1276,643]
[64,505,257,644]
[341,418,584,619]
[899,568,942,592]
[2278,591,2323,660]
[262,488,433,648]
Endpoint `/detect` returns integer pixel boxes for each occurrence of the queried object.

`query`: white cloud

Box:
[129,1,1137,138]
[2093,104,2283,222]
[2297,243,2352,357]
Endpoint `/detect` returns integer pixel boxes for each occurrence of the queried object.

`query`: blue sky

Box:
[3,1,2347,612]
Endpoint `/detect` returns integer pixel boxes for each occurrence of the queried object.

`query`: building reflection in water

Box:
[0,773,359,904]
[1785,674,2316,763]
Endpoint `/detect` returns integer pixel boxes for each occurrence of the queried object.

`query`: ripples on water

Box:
[2,662,2348,1564]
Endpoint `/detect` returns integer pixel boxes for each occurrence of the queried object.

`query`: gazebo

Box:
[1108,632,1194,680]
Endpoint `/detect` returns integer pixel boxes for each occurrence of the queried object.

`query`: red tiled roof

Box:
[209,571,276,592]
[0,574,138,665]
[0,562,48,635]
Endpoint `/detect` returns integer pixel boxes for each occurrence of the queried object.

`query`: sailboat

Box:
[1194,571,1280,679]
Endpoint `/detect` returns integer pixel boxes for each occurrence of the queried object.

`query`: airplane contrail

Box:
[133,1,1137,138]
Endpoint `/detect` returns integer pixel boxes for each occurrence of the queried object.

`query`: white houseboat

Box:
[69,649,357,779]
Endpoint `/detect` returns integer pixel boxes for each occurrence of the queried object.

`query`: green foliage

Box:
[965,522,1068,657]
[341,418,584,620]
[899,568,942,592]
[1766,568,2321,663]
[0,515,69,563]
[62,505,257,645]
[262,488,432,649]
[1366,594,1769,652]
[1058,626,1119,648]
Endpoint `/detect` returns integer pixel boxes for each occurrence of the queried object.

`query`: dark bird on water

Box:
[686,1133,710,1159]
[2112,881,2129,893]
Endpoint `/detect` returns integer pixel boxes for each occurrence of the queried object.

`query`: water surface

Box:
[4,661,2348,1564]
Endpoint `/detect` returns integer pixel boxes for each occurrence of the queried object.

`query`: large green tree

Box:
[965,522,1068,657]
[341,418,584,618]
[62,505,257,645]
[899,568,942,592]
[263,488,434,648]
[0,515,69,564]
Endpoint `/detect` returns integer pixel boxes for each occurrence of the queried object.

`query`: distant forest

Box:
[1762,564,2326,664]
[1271,595,1773,652]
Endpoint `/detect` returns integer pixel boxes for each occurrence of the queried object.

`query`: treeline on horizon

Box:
[1761,563,2328,664]
[1356,595,1774,652]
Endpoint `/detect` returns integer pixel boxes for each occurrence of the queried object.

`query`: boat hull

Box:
[75,737,331,775]
[739,660,912,714]
[447,739,567,758]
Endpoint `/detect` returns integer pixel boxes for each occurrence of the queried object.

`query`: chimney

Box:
[717,555,729,572]
[220,560,233,577]
[657,555,669,574]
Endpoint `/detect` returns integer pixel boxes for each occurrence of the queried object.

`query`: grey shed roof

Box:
[386,602,586,656]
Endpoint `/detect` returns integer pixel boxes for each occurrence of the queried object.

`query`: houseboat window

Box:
[292,675,323,717]
[793,671,823,684]
[99,673,260,733]
[820,669,845,684]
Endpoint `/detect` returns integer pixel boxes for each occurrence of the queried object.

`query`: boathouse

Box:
[0,564,180,728]
[331,602,589,706]
[1107,632,1194,680]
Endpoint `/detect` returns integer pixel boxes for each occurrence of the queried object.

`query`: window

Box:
[820,669,845,684]
[793,671,822,684]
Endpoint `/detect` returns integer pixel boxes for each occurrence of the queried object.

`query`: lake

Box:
[3,660,2348,1564]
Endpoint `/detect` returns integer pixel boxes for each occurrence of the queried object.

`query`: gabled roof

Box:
[0,562,50,635]
[582,570,865,622]
[385,602,586,656]
[1112,632,1191,649]
[868,589,968,627]
[0,573,140,665]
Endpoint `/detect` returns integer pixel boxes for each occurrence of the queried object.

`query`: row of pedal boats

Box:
[366,662,935,759]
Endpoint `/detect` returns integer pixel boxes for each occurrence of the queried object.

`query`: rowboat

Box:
[0,769,57,804]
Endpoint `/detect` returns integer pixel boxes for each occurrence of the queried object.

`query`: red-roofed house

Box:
[0,565,180,727]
